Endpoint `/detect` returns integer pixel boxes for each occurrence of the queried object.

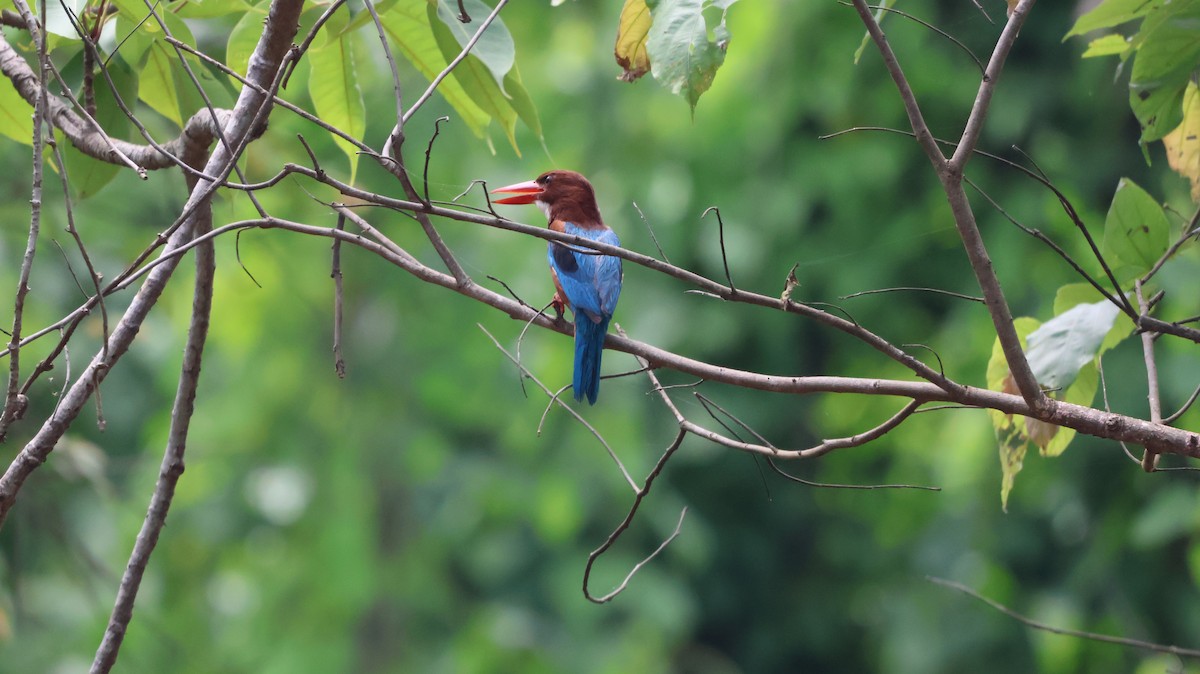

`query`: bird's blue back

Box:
[548,223,622,323]
[548,222,622,404]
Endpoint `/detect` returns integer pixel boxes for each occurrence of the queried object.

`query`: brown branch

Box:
[89,182,216,674]
[1136,280,1161,472]
[851,0,1047,413]
[583,428,687,603]
[332,214,347,379]
[0,0,49,442]
[75,209,1200,460]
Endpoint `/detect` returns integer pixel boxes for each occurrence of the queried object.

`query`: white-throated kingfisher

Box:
[492,170,623,405]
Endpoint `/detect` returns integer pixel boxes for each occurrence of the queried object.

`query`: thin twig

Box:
[701,207,736,295]
[840,286,983,303]
[583,430,687,603]
[0,0,49,442]
[479,325,637,492]
[1136,280,1161,472]
[633,201,670,263]
[332,214,346,378]
[423,116,450,204]
[848,2,984,74]
[1164,383,1200,425]
[928,576,1200,658]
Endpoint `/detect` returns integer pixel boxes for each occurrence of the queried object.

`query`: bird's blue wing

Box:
[549,224,623,322]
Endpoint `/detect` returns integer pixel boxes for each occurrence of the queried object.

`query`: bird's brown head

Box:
[492,170,603,227]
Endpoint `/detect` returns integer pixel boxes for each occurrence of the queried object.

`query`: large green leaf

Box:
[62,53,140,199]
[1025,299,1122,392]
[1101,177,1170,276]
[379,0,489,138]
[226,2,272,78]
[0,75,33,146]
[43,0,86,39]
[1065,0,1163,38]
[428,2,519,152]
[308,32,366,183]
[170,0,253,19]
[645,0,739,113]
[503,64,542,139]
[1052,283,1135,354]
[128,10,226,128]
[433,0,515,92]
[1128,0,1200,142]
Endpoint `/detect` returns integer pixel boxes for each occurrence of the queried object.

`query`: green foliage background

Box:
[2,0,1200,672]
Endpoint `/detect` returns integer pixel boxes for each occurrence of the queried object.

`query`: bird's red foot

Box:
[551,292,567,323]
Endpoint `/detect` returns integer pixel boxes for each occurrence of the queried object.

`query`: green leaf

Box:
[112,12,156,68]
[379,0,489,138]
[645,0,739,113]
[0,76,33,146]
[1128,0,1200,142]
[429,2,519,152]
[340,0,399,35]
[62,53,140,199]
[170,0,253,19]
[308,33,366,184]
[503,64,542,140]
[853,0,895,65]
[1081,33,1131,58]
[434,0,515,92]
[1039,363,1099,458]
[43,0,86,39]
[1102,177,1170,275]
[1026,299,1122,392]
[1052,283,1134,355]
[1065,0,1163,38]
[226,2,271,78]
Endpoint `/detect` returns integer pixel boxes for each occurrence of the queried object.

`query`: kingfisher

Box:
[492,170,623,404]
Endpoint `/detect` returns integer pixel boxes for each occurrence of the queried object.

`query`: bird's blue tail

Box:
[573,315,611,404]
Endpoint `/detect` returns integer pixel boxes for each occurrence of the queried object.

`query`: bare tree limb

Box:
[89,175,216,674]
[850,0,1047,413]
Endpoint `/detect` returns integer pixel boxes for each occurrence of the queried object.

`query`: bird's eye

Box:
[542,174,554,184]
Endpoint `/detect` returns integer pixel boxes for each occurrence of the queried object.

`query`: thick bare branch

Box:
[0,32,244,171]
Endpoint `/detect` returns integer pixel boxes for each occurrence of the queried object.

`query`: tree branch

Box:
[89,183,216,674]
[0,0,306,532]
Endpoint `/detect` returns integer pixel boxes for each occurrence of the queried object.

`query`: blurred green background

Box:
[3,0,1200,672]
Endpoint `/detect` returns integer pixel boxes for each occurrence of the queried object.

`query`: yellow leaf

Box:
[1164,82,1200,202]
[614,0,652,83]
[996,422,1026,512]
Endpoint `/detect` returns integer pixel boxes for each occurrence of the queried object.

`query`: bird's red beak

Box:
[491,179,543,205]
